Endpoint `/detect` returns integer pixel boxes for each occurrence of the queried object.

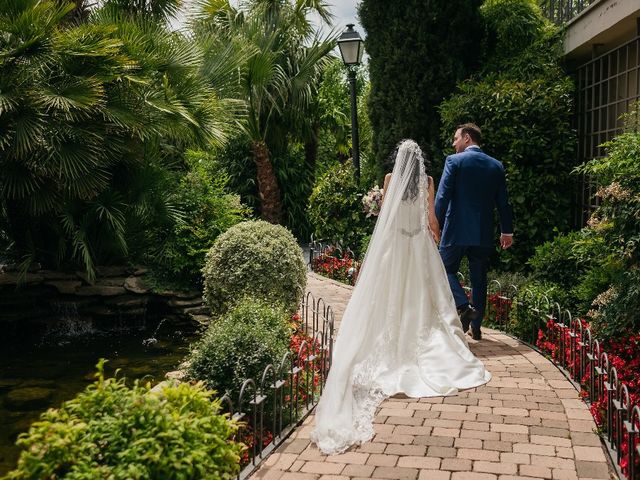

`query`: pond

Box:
[0,314,200,475]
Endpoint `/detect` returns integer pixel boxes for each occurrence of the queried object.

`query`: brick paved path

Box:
[252,273,615,480]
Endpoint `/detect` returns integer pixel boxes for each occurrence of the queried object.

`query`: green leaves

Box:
[0,0,241,278]
[5,365,241,479]
[202,220,307,316]
[186,297,291,398]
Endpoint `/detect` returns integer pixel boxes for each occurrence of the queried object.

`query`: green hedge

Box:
[202,220,306,316]
[307,163,373,251]
[185,298,291,399]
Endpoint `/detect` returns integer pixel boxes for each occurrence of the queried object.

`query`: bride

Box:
[310,139,491,455]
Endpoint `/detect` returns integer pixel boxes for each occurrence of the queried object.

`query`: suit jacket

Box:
[435,146,513,248]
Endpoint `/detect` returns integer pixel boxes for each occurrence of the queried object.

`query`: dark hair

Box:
[457,123,482,144]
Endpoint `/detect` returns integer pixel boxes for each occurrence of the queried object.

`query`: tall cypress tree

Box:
[359,0,484,173]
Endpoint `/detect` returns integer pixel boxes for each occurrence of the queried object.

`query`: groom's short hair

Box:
[457,123,482,145]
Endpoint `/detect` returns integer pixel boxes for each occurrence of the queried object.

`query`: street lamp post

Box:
[338,24,365,182]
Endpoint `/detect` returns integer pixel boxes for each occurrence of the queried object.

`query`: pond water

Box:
[0,314,200,475]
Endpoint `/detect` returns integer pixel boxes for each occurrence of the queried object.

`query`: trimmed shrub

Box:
[202,220,306,316]
[5,361,242,479]
[185,298,291,398]
[307,163,374,250]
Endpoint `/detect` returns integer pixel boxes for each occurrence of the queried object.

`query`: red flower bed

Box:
[536,320,640,475]
[311,247,359,285]
[486,293,512,325]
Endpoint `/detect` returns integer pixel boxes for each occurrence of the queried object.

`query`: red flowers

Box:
[312,247,360,285]
[535,319,640,474]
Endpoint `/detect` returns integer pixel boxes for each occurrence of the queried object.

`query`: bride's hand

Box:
[431,229,440,244]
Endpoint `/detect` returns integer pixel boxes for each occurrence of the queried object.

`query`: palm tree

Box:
[0,0,239,278]
[194,0,335,224]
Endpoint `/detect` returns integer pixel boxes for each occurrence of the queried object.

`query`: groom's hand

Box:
[500,234,513,250]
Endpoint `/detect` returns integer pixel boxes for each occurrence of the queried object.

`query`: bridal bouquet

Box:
[362,186,383,217]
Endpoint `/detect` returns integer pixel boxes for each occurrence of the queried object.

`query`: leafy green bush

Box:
[0,1,232,280]
[481,0,546,67]
[308,163,374,250]
[509,282,568,343]
[202,220,306,315]
[439,0,575,270]
[5,361,242,480]
[577,119,640,264]
[158,151,251,287]
[185,298,290,398]
[589,268,640,340]
[528,230,590,289]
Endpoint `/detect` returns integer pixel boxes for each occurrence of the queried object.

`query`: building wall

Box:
[544,0,640,225]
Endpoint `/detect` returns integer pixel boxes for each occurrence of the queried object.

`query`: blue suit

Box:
[435,146,513,328]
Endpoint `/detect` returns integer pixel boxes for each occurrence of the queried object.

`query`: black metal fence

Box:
[472,276,638,480]
[220,291,334,480]
[540,0,599,25]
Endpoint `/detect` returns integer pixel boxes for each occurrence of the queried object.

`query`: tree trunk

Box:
[252,140,283,224]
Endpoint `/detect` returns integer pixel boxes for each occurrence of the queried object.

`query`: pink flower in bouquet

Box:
[362,185,384,217]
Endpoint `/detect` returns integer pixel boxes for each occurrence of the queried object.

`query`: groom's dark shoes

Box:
[471,327,482,341]
[457,304,477,333]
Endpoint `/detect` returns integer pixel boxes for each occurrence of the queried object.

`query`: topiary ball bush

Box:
[202,220,306,316]
[5,361,242,480]
[185,298,291,398]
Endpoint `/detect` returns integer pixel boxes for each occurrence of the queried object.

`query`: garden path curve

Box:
[251,273,616,480]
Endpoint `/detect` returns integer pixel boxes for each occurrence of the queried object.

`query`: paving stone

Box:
[441,458,473,471]
[301,461,345,475]
[371,466,419,480]
[519,464,553,478]
[341,464,375,477]
[530,426,571,438]
[457,448,500,462]
[451,473,497,480]
[473,461,518,475]
[396,456,440,469]
[483,440,513,452]
[385,444,426,456]
[366,454,399,467]
[572,446,607,463]
[455,437,483,449]
[414,435,455,447]
[568,432,602,447]
[418,471,451,480]
[500,452,530,464]
[325,452,368,465]
[575,461,610,479]
[427,446,458,458]
[281,473,318,480]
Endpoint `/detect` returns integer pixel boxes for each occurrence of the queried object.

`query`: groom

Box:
[435,123,513,340]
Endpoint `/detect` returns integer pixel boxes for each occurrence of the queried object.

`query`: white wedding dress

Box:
[310,140,491,455]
